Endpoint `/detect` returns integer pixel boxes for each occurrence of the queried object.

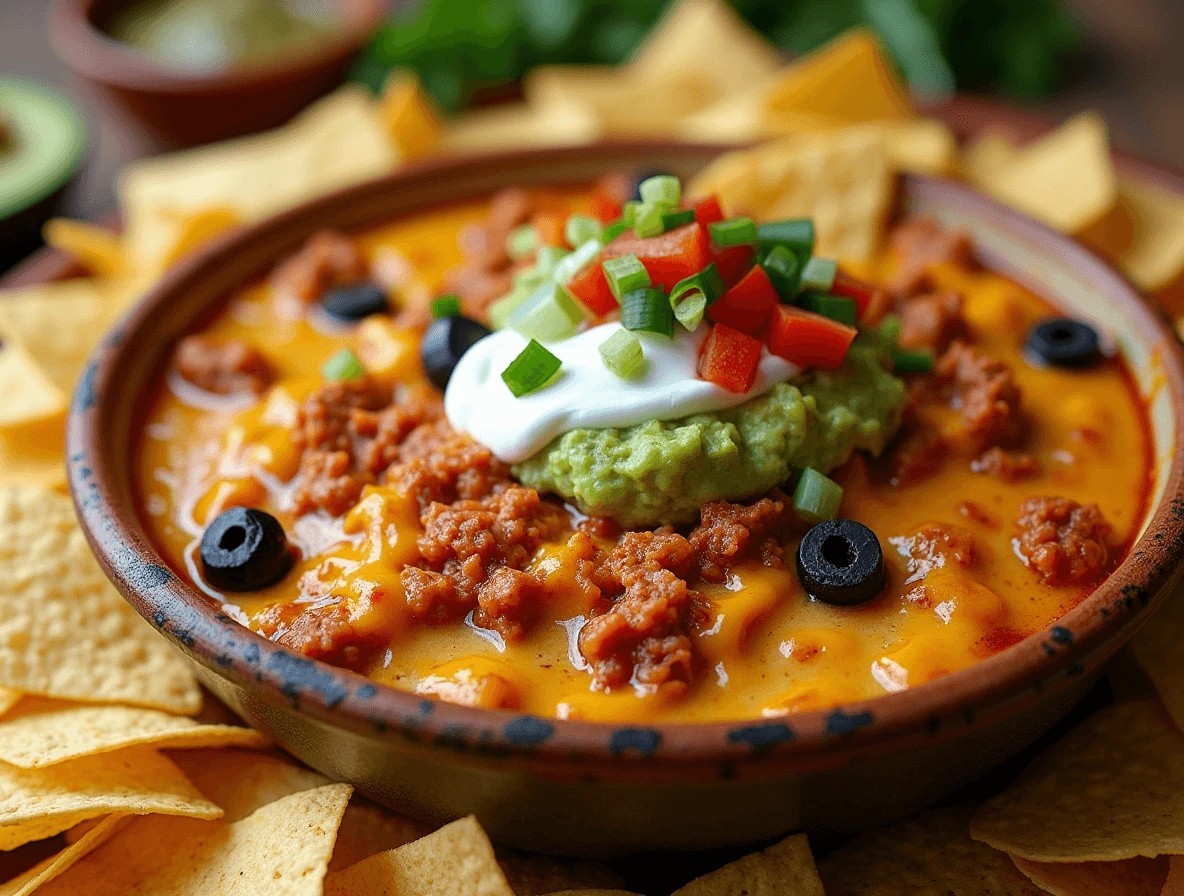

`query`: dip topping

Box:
[420,314,492,392]
[796,519,887,606]
[200,507,292,592]
[1025,318,1102,369]
[321,282,390,323]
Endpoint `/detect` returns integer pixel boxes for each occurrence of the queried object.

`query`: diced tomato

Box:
[699,323,763,394]
[600,223,709,292]
[830,269,879,320]
[690,195,725,227]
[533,212,567,248]
[589,173,630,223]
[566,261,618,316]
[767,305,857,370]
[707,265,779,332]
[711,243,755,287]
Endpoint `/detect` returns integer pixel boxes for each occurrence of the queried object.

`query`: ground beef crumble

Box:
[174,335,274,396]
[1015,497,1111,586]
[270,230,368,318]
[888,216,974,298]
[897,292,968,354]
[688,498,786,583]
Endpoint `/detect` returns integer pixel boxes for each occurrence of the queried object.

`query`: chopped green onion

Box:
[506,224,537,261]
[598,328,646,379]
[633,201,668,238]
[639,174,681,206]
[601,220,628,243]
[793,468,844,524]
[622,201,642,228]
[708,217,757,248]
[757,219,814,260]
[893,348,935,373]
[801,256,838,293]
[603,253,651,300]
[552,239,602,286]
[565,215,601,249]
[879,313,902,343]
[660,208,696,230]
[507,282,582,342]
[761,245,802,299]
[535,246,569,276]
[669,263,725,331]
[800,293,857,326]
[620,287,674,338]
[502,339,562,397]
[430,295,461,319]
[489,282,535,330]
[322,349,365,381]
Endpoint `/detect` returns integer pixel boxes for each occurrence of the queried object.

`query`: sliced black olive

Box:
[200,507,292,592]
[321,282,389,323]
[796,519,886,607]
[421,315,492,392]
[1025,318,1101,369]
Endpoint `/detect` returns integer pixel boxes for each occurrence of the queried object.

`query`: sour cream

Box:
[445,323,797,463]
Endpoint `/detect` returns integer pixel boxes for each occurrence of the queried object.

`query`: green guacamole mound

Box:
[512,333,908,527]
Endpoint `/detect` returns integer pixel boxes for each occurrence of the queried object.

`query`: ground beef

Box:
[256,600,383,672]
[446,187,538,318]
[688,498,786,583]
[892,522,975,581]
[888,418,948,485]
[971,446,1039,481]
[1015,497,1111,586]
[919,341,1025,453]
[173,335,274,395]
[270,230,368,317]
[888,216,974,298]
[386,421,512,511]
[897,292,968,354]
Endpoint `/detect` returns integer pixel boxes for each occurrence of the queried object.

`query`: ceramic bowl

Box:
[66,142,1184,857]
[47,0,388,147]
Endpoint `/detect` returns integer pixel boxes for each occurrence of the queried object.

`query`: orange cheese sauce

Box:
[135,194,1153,723]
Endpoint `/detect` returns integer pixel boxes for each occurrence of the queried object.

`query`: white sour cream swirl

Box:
[444,322,798,464]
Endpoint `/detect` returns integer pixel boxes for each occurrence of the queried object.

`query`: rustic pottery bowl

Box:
[67,142,1184,857]
[47,0,389,147]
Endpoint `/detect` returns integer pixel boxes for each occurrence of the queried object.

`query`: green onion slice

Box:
[801,256,838,293]
[800,293,857,326]
[761,245,802,299]
[502,339,562,397]
[622,200,642,228]
[534,245,569,276]
[601,220,629,243]
[892,348,935,373]
[565,215,601,249]
[505,224,538,261]
[660,208,696,230]
[669,263,725,331]
[879,313,902,343]
[757,218,814,260]
[507,282,582,342]
[489,282,534,330]
[638,174,681,206]
[598,328,646,379]
[708,216,757,248]
[602,253,651,300]
[552,239,602,286]
[430,295,461,319]
[793,468,844,524]
[322,349,365,381]
[620,287,674,338]
[633,201,668,238]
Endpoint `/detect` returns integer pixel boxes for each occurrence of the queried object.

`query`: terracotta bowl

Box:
[67,142,1184,857]
[47,0,389,148]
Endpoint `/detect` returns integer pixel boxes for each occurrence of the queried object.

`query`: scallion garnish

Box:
[322,349,365,381]
[507,282,583,342]
[551,239,602,286]
[879,313,902,343]
[535,246,569,276]
[430,295,461,319]
[800,293,857,326]
[708,217,758,248]
[758,218,814,260]
[793,468,844,524]
[506,224,537,261]
[565,215,601,249]
[893,348,935,373]
[761,245,802,299]
[801,256,838,293]
[639,174,681,206]
[622,201,642,229]
[669,263,725,331]
[601,220,628,243]
[488,283,533,331]
[502,339,562,397]
[603,253,651,300]
[633,202,668,238]
[598,328,646,379]
[620,287,674,338]
[660,208,696,230]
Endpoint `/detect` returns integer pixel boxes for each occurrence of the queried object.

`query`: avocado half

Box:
[0,79,86,271]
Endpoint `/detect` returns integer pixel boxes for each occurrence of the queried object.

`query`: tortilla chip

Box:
[1109,177,1184,292]
[41,219,128,279]
[762,29,915,124]
[961,129,1022,184]
[1012,855,1169,896]
[38,783,351,896]
[674,832,823,895]
[329,798,434,872]
[159,206,242,269]
[0,815,126,896]
[976,113,1118,233]
[442,103,600,155]
[0,699,267,768]
[168,748,332,822]
[379,69,442,161]
[0,339,65,429]
[1131,590,1184,731]
[821,806,1040,895]
[0,486,200,714]
[971,699,1184,861]
[0,689,18,717]
[323,815,515,896]
[0,746,220,850]
[0,415,67,492]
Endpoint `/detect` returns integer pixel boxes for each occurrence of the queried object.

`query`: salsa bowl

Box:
[67,142,1184,857]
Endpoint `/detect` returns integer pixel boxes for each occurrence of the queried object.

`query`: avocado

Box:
[0,79,86,271]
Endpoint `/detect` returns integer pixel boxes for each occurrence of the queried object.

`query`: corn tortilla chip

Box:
[0,689,20,717]
[41,220,128,279]
[1012,855,1169,896]
[1110,178,1184,292]
[1132,588,1184,731]
[961,129,1021,185]
[971,699,1184,861]
[442,103,599,155]
[0,486,200,714]
[0,815,127,896]
[38,783,351,896]
[0,339,65,429]
[168,748,332,822]
[821,806,1041,895]
[671,832,823,896]
[323,815,515,896]
[379,69,442,161]
[0,746,220,850]
[329,798,433,872]
[159,206,241,269]
[0,699,267,768]
[0,417,67,492]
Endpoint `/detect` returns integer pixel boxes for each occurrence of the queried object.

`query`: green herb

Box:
[793,468,844,524]
[321,349,365,381]
[551,238,602,285]
[430,295,461,318]
[660,208,696,230]
[708,217,758,248]
[893,348,935,373]
[879,313,902,343]
[669,263,725,331]
[757,219,814,260]
[620,287,674,338]
[601,220,628,243]
[502,339,561,397]
[507,282,582,342]
[633,201,668,238]
[598,328,646,379]
[565,214,601,248]
[800,293,857,326]
[505,224,537,260]
[603,253,651,300]
[534,245,569,276]
[638,174,680,206]
[761,245,802,299]
[801,257,838,293]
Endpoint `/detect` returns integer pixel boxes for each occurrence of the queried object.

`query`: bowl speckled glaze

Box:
[67,142,1184,857]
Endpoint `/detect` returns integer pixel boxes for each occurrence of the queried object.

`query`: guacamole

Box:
[513,334,907,527]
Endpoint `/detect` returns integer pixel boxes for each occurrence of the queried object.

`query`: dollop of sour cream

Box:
[445,323,798,464]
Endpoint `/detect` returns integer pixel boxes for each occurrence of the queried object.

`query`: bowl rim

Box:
[66,139,1184,766]
[47,0,387,93]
